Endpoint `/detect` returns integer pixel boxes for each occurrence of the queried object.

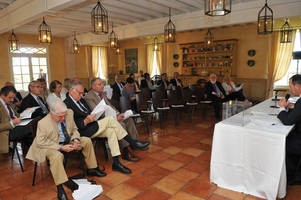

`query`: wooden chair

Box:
[182,87,198,122]
[167,87,185,126]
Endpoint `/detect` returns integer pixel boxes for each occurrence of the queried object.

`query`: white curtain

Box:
[147,44,162,78]
[92,46,108,80]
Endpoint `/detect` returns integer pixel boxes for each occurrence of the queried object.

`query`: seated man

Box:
[64,80,149,174]
[26,100,106,200]
[19,80,49,118]
[0,86,33,154]
[278,74,301,185]
[4,81,23,108]
[205,73,229,119]
[85,78,143,162]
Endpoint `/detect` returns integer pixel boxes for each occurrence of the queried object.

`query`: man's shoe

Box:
[122,148,140,162]
[112,162,132,174]
[131,140,150,150]
[63,179,79,191]
[87,168,107,177]
[57,184,68,200]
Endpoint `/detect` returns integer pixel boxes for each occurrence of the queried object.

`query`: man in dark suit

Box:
[170,72,183,88]
[64,80,149,174]
[111,74,124,103]
[278,74,301,185]
[0,86,33,153]
[4,81,22,108]
[19,80,49,118]
[157,73,170,90]
[85,78,144,162]
[205,73,228,119]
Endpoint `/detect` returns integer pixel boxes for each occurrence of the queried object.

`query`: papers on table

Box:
[91,99,117,120]
[72,179,103,200]
[19,106,39,119]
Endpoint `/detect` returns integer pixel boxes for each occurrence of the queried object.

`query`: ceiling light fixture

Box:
[72,32,80,54]
[115,42,121,54]
[153,36,159,51]
[164,8,176,43]
[109,22,118,48]
[205,29,214,46]
[257,0,273,35]
[205,0,232,16]
[38,17,52,44]
[8,29,19,51]
[91,0,108,34]
[280,19,293,43]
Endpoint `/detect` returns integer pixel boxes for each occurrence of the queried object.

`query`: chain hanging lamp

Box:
[72,32,80,54]
[164,8,176,43]
[257,0,273,35]
[153,36,160,51]
[115,42,121,54]
[109,22,118,48]
[8,29,19,51]
[91,0,108,34]
[38,17,52,44]
[205,0,232,16]
[280,19,293,43]
[205,29,214,46]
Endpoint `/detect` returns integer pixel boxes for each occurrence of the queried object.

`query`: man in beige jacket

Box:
[84,78,144,162]
[26,100,106,200]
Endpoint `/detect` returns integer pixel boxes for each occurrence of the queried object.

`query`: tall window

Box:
[10,46,49,91]
[275,29,301,86]
[92,46,107,80]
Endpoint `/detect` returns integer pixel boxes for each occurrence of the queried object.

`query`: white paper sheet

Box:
[72,179,103,200]
[15,119,33,126]
[91,99,109,120]
[19,106,39,119]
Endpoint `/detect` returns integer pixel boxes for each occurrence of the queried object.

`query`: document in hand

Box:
[123,110,134,120]
[91,99,109,120]
[235,84,243,91]
[20,106,40,119]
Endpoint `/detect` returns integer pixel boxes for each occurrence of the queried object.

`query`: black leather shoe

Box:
[122,148,140,162]
[57,184,68,200]
[112,162,132,174]
[131,140,150,150]
[87,168,107,177]
[63,179,78,191]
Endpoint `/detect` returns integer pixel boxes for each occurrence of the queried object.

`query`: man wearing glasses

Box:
[26,99,105,200]
[64,80,149,174]
[19,80,49,118]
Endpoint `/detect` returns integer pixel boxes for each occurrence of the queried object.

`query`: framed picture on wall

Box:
[125,48,138,74]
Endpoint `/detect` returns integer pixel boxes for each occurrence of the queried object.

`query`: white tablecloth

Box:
[210,99,294,200]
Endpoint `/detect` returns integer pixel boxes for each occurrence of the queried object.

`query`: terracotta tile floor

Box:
[0,113,301,200]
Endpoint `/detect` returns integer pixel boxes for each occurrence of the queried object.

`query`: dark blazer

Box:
[140,79,154,89]
[64,94,98,137]
[111,81,124,102]
[204,81,227,98]
[19,93,48,118]
[170,78,183,87]
[157,80,170,89]
[278,98,301,133]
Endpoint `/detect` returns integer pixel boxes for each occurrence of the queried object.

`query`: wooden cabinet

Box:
[180,39,237,76]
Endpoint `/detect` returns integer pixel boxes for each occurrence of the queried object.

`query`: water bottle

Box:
[222,102,227,120]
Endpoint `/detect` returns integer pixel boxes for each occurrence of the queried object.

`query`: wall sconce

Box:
[91,0,108,34]
[38,17,52,44]
[8,29,19,51]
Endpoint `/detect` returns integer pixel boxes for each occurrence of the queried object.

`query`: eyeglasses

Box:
[75,88,84,96]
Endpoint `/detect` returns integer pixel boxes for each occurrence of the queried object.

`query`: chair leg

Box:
[159,111,163,129]
[14,144,24,172]
[144,114,150,135]
[32,162,38,186]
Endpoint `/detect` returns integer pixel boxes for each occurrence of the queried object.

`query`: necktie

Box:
[98,93,103,100]
[6,104,15,119]
[36,97,49,113]
[60,122,70,144]
[77,101,88,113]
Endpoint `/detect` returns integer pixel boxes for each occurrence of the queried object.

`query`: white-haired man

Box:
[26,100,106,200]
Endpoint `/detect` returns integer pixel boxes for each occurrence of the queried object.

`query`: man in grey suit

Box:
[84,78,145,162]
